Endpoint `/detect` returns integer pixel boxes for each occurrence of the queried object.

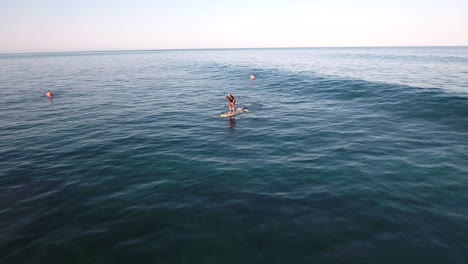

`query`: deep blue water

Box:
[1,47,468,263]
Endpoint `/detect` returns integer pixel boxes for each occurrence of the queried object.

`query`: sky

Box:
[0,0,467,53]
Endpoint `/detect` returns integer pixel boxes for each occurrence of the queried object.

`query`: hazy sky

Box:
[1,0,467,53]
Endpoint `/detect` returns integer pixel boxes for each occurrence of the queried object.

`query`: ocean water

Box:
[1,47,468,263]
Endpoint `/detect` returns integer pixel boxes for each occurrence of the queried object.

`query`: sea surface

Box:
[1,47,468,263]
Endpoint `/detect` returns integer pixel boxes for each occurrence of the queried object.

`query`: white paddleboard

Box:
[220,109,243,118]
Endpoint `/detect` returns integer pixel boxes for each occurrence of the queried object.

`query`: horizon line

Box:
[1,45,467,55]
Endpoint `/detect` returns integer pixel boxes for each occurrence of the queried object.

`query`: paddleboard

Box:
[220,109,243,118]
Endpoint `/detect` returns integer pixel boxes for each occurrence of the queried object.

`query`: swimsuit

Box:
[227,96,235,108]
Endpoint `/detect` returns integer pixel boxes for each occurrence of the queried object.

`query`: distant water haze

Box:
[0,0,467,53]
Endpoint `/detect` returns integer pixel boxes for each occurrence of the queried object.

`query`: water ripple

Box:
[1,48,468,263]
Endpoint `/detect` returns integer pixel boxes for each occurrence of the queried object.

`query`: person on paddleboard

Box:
[225,93,236,112]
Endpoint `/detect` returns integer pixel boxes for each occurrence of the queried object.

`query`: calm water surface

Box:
[1,47,468,263]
